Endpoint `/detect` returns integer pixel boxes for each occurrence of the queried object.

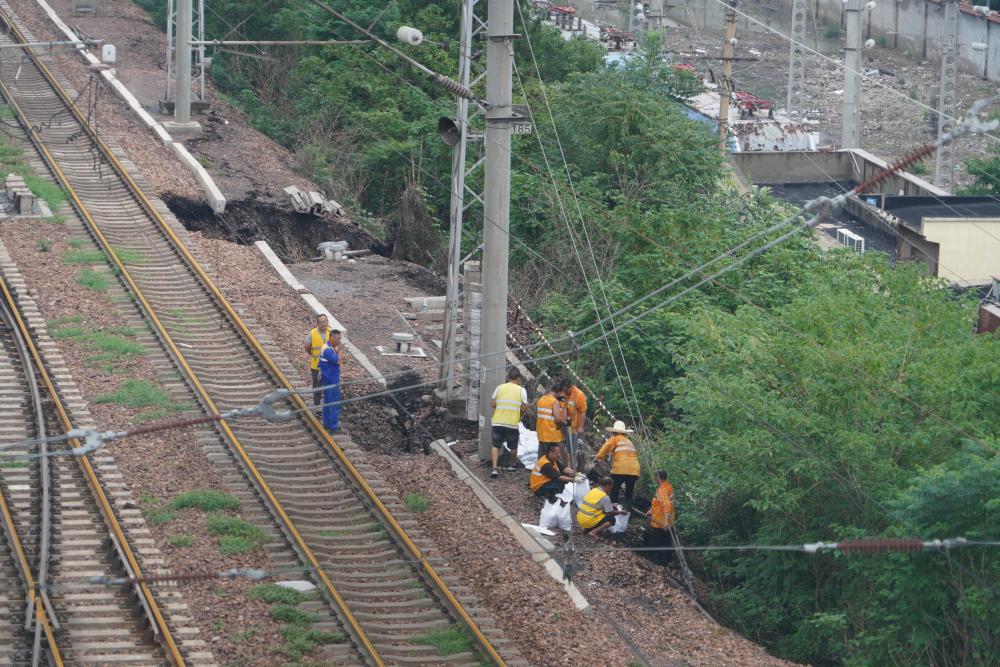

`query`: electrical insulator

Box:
[864,38,875,49]
[865,1,877,9]
[972,42,988,52]
[396,26,424,46]
[973,4,993,16]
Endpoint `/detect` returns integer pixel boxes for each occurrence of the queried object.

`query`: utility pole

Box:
[935,0,959,191]
[786,0,807,119]
[440,0,483,408]
[648,0,665,30]
[842,0,863,148]
[164,0,202,134]
[477,0,515,460]
[718,0,737,152]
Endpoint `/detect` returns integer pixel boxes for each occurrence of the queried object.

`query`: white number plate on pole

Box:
[513,122,533,135]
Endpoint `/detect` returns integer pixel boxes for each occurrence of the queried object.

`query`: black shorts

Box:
[491,426,519,450]
[533,481,565,499]
[583,514,614,534]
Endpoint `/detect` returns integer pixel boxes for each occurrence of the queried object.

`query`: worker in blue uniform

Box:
[318,330,342,432]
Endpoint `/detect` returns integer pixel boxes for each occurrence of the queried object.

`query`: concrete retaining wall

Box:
[33,0,227,214]
[733,148,949,196]
[670,0,1000,83]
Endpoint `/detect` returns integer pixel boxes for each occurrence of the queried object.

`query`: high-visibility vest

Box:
[491,382,523,428]
[536,394,562,442]
[309,327,331,370]
[577,487,609,529]
[650,481,675,530]
[566,386,587,433]
[530,455,557,493]
[596,435,640,477]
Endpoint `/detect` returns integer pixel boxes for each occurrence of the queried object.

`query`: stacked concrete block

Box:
[72,0,97,14]
[4,174,35,215]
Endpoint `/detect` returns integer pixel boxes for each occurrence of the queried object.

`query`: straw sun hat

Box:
[605,420,634,434]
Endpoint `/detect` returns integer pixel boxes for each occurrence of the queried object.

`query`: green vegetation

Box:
[43,215,65,225]
[68,238,88,249]
[75,268,109,291]
[121,1,1000,662]
[23,175,64,211]
[247,580,343,658]
[822,23,842,39]
[62,249,105,264]
[908,160,930,175]
[416,627,471,656]
[318,528,347,537]
[0,105,13,119]
[280,625,345,659]
[143,508,175,525]
[36,238,51,252]
[112,247,147,265]
[169,534,193,547]
[169,490,241,512]
[874,33,888,48]
[403,493,429,513]
[248,583,307,605]
[0,459,29,468]
[49,320,144,370]
[206,514,268,555]
[94,379,187,413]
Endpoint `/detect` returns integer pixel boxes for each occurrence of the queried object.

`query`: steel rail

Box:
[0,269,184,664]
[0,282,62,667]
[0,29,379,667]
[0,7,508,665]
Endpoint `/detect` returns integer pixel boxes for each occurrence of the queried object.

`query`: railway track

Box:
[0,4,519,666]
[0,276,182,665]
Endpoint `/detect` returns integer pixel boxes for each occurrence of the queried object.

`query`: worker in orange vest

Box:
[641,470,677,563]
[594,420,640,507]
[561,379,588,456]
[535,379,567,455]
[529,442,576,501]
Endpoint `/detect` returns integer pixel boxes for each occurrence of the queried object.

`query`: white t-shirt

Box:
[491,384,528,430]
[491,384,528,404]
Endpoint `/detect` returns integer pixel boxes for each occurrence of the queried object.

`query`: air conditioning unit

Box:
[836,228,865,254]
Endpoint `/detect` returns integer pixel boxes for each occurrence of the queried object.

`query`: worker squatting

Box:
[491,367,677,551]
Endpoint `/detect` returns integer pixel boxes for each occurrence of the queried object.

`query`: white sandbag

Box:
[609,508,630,534]
[572,477,591,506]
[539,499,572,532]
[517,423,539,467]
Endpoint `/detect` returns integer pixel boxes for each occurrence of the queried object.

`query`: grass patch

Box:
[37,238,52,252]
[169,534,193,547]
[138,494,158,506]
[62,249,106,265]
[206,514,268,555]
[24,175,65,210]
[169,490,240,512]
[43,215,65,225]
[269,603,316,626]
[367,522,383,533]
[416,627,471,656]
[76,268,109,291]
[909,160,930,176]
[94,379,185,411]
[822,23,842,40]
[280,624,345,659]
[113,247,147,265]
[248,583,306,605]
[68,238,88,249]
[143,508,175,525]
[404,493,429,513]
[0,105,13,120]
[0,459,29,468]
